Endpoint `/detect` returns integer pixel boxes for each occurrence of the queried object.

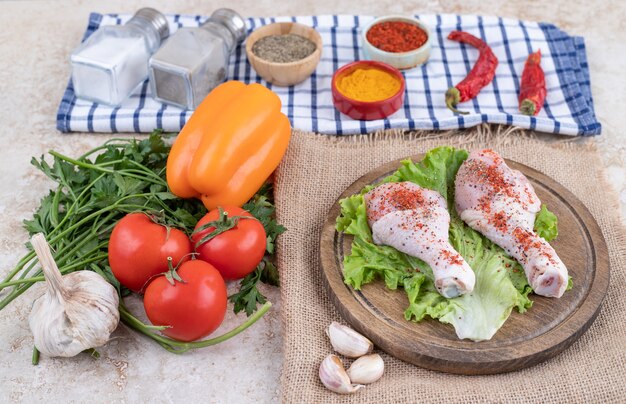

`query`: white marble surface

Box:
[0,0,624,403]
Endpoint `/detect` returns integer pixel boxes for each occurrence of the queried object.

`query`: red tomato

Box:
[108,213,192,293]
[143,260,227,341]
[192,206,266,280]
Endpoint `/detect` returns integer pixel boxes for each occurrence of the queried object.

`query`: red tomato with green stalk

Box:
[108,212,193,293]
[191,206,266,280]
[143,259,227,342]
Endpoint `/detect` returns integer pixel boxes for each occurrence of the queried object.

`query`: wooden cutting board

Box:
[319,155,609,375]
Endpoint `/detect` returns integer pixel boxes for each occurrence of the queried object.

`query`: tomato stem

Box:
[193,207,258,248]
[164,257,185,286]
[118,301,272,353]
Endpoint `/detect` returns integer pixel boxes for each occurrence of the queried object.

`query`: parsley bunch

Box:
[0,132,283,353]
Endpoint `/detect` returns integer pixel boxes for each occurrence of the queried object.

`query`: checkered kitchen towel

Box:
[57,13,601,136]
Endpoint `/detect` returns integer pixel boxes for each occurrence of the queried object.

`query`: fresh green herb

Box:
[229,267,267,316]
[229,184,286,316]
[243,182,287,256]
[0,131,283,352]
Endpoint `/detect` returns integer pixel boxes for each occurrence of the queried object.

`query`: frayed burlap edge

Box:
[293,123,597,149]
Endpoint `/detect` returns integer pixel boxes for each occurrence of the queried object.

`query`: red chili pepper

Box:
[518,50,546,116]
[445,31,499,115]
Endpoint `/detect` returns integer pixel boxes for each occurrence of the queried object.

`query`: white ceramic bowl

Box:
[361,15,432,70]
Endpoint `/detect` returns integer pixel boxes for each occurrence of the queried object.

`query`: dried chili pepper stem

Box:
[445,31,499,114]
[518,50,546,116]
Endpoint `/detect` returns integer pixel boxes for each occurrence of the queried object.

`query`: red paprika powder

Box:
[366,21,428,53]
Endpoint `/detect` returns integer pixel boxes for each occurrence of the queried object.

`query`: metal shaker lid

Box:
[132,8,170,41]
[208,8,247,44]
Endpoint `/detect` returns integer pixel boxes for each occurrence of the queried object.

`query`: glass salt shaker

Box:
[148,8,246,110]
[70,8,169,106]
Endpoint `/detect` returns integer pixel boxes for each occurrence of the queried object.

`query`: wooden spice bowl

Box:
[245,22,323,87]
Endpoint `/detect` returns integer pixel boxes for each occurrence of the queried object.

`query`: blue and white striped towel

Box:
[57,13,600,136]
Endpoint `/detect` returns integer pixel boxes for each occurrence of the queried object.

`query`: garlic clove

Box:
[347,354,385,384]
[326,321,373,358]
[319,354,365,394]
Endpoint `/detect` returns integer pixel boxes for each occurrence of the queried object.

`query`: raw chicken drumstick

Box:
[364,182,475,298]
[455,149,568,298]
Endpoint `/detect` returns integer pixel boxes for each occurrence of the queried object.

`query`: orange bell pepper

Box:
[166,81,291,209]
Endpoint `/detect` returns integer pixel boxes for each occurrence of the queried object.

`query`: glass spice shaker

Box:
[70,8,169,106]
[148,8,246,110]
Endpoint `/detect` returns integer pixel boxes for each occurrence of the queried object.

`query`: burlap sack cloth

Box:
[274,125,626,403]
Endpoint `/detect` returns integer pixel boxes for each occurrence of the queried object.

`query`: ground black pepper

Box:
[251,34,317,63]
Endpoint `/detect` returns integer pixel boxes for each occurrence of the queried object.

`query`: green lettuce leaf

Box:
[534,204,558,241]
[336,146,558,341]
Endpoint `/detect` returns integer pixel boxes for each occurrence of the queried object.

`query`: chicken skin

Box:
[455,149,568,298]
[364,182,475,298]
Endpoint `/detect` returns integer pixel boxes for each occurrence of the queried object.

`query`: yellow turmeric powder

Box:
[336,67,401,102]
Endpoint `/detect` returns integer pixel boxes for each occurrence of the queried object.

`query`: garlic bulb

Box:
[347,354,385,384]
[28,233,120,357]
[326,322,373,358]
[319,354,365,394]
